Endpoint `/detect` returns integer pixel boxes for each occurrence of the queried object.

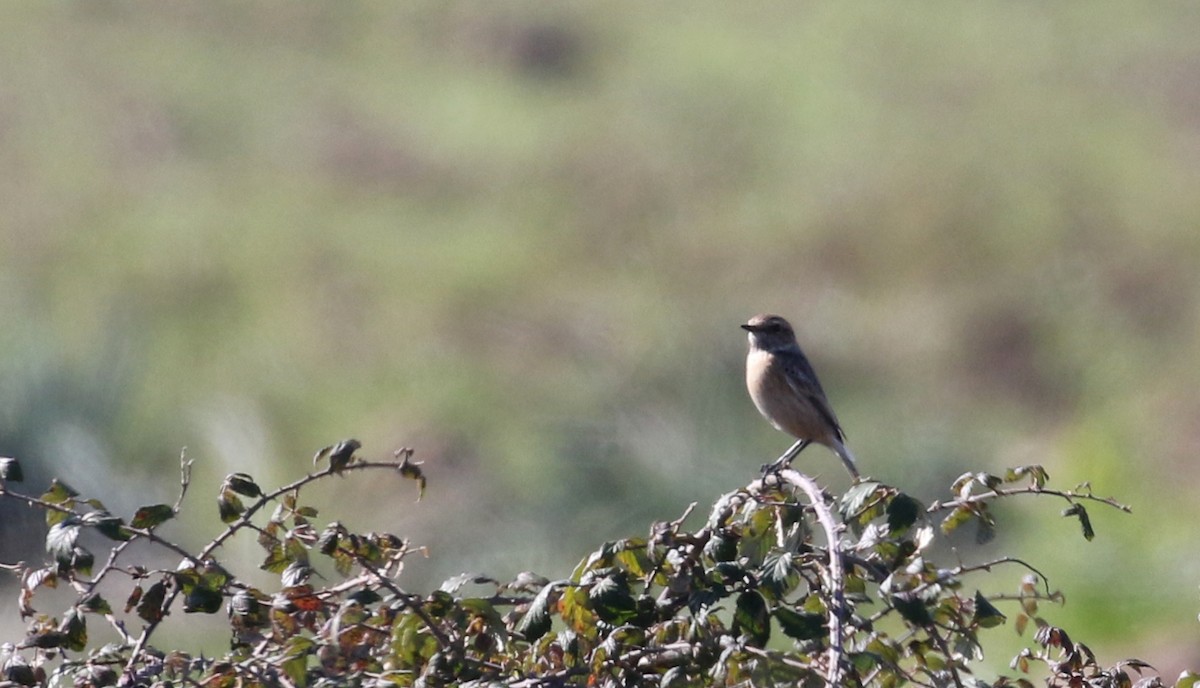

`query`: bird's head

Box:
[741,313,798,351]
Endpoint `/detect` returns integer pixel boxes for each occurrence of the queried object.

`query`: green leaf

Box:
[226,473,263,498]
[738,507,776,566]
[314,439,360,473]
[840,480,883,520]
[439,572,477,594]
[85,512,131,542]
[72,547,94,576]
[283,535,309,564]
[230,590,269,628]
[515,582,556,641]
[80,593,113,616]
[42,479,78,503]
[866,635,902,665]
[348,589,382,605]
[1005,465,1049,488]
[975,511,996,544]
[62,608,87,652]
[760,551,799,594]
[886,493,922,534]
[27,630,68,649]
[972,591,1007,629]
[397,454,426,501]
[774,607,825,641]
[131,504,175,529]
[46,519,81,565]
[589,573,638,624]
[615,547,652,578]
[0,457,23,482]
[1115,658,1155,674]
[281,636,314,687]
[41,480,78,527]
[733,590,770,648]
[561,585,596,635]
[951,472,975,495]
[891,593,932,626]
[1062,503,1094,541]
[183,585,223,614]
[282,561,313,587]
[317,521,345,556]
[975,472,1003,490]
[200,563,231,590]
[426,590,455,618]
[1176,671,1200,688]
[218,487,245,523]
[704,533,739,562]
[261,543,289,574]
[940,506,973,535]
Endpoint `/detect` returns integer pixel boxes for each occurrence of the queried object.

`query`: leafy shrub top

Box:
[0,443,1190,688]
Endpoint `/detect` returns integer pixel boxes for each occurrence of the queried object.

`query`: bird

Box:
[741,313,860,478]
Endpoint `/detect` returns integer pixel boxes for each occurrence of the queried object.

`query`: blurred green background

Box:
[1,1,1198,677]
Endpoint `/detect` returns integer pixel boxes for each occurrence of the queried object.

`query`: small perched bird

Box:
[742,313,859,478]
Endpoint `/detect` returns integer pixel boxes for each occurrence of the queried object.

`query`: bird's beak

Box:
[740,324,755,332]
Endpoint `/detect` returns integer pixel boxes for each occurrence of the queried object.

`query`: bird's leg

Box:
[761,439,810,474]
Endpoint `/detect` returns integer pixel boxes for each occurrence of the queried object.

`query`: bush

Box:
[0,441,1192,687]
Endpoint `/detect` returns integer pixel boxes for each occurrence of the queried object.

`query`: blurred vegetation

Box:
[0,1,1198,675]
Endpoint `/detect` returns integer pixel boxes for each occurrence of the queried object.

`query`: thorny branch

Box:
[752,458,850,687]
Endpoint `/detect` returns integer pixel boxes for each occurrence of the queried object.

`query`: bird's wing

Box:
[782,354,847,442]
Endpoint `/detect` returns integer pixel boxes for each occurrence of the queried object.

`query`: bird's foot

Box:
[760,455,791,475]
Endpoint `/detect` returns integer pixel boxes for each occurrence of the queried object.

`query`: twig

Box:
[928,486,1131,514]
[868,555,1053,625]
[927,626,965,688]
[173,449,193,513]
[641,501,698,595]
[337,544,453,651]
[86,455,196,599]
[200,459,412,559]
[0,485,204,569]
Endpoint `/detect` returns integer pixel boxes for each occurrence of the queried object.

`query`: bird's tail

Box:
[831,440,860,480]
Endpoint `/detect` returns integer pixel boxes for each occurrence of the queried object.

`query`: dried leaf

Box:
[137,581,168,623]
[314,439,361,473]
[1062,503,1095,541]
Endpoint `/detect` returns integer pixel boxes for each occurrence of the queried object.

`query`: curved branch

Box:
[754,463,847,685]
